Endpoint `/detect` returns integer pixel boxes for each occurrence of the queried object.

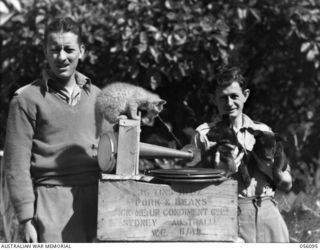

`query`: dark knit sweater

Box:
[3,71,101,222]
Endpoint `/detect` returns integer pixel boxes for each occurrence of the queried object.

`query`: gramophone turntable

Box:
[146,168,227,183]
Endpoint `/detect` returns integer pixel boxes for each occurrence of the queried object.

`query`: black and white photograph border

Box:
[1,0,320,246]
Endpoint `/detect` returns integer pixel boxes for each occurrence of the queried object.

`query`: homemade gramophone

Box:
[97,118,201,176]
[96,118,238,242]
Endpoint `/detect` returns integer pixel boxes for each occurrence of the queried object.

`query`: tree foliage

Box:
[1,0,320,188]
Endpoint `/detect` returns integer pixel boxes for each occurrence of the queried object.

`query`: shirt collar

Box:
[41,69,92,93]
[238,114,255,132]
[237,114,272,151]
[239,113,271,133]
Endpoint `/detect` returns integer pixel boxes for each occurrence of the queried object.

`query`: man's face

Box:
[214,81,250,120]
[44,32,84,82]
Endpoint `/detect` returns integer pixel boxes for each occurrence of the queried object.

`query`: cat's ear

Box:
[247,127,261,137]
[154,100,166,112]
[157,100,166,108]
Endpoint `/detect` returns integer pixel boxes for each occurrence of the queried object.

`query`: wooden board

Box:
[116,119,140,175]
[97,180,238,241]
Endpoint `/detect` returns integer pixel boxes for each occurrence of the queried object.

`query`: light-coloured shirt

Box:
[192,114,288,197]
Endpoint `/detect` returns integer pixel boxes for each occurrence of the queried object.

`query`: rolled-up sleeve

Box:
[191,123,212,151]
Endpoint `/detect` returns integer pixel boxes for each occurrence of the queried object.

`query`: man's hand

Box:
[22,220,38,243]
[273,170,292,191]
[213,143,237,177]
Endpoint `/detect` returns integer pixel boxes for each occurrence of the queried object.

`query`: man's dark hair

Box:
[44,16,82,45]
[215,66,248,92]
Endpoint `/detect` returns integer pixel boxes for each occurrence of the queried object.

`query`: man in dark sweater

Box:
[3,16,101,242]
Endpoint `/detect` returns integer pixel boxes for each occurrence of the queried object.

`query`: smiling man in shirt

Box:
[3,16,101,243]
[192,66,292,242]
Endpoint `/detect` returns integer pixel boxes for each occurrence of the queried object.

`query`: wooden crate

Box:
[97,179,238,242]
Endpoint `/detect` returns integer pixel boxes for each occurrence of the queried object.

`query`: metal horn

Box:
[140,142,193,159]
[97,132,200,173]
